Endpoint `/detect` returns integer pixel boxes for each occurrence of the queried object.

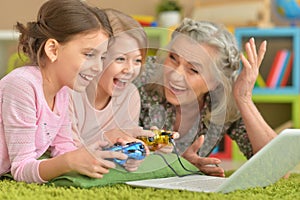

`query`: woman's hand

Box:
[233,37,267,104]
[150,126,179,154]
[66,140,127,178]
[103,127,153,156]
[103,127,154,145]
[181,135,225,177]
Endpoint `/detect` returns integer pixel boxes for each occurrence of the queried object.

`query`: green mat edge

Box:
[49,153,199,188]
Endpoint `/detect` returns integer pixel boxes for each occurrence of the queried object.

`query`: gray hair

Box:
[172,18,241,124]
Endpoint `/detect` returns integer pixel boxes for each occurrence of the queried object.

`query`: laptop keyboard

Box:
[126,175,228,192]
[154,175,227,192]
[168,177,226,191]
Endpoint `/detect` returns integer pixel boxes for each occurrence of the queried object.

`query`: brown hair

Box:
[104,8,148,64]
[15,0,112,66]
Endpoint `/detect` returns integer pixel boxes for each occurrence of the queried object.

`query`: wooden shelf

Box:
[235,27,300,95]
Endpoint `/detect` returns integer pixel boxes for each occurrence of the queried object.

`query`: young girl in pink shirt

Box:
[0,0,126,183]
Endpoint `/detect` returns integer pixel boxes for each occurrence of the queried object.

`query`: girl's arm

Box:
[2,76,47,183]
[2,75,126,183]
[38,145,127,181]
[41,89,128,181]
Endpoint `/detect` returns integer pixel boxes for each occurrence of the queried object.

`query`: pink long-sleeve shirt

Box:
[0,66,76,183]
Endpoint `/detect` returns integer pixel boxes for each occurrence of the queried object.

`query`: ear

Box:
[44,39,59,63]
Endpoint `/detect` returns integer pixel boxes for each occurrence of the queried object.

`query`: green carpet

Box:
[1,153,300,199]
[1,173,300,200]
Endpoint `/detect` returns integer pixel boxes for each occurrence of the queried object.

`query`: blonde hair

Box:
[104,8,148,65]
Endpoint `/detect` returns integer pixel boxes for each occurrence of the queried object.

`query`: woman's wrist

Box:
[235,96,255,111]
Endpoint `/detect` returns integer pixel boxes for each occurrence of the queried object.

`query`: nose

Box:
[174,64,185,76]
[122,60,134,74]
[168,64,184,82]
[91,58,103,73]
[92,63,103,73]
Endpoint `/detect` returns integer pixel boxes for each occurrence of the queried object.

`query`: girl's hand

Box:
[233,38,267,104]
[113,137,148,172]
[104,127,153,156]
[103,127,153,167]
[66,140,127,178]
[181,135,225,177]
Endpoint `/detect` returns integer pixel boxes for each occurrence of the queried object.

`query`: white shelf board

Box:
[0,30,19,40]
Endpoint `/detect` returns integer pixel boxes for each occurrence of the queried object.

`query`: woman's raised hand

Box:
[233,38,267,104]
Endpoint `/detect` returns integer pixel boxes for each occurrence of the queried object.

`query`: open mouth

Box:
[113,78,129,88]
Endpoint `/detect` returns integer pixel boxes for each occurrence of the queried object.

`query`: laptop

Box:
[126,129,300,193]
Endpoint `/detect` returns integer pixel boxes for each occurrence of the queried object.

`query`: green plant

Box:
[156,0,182,13]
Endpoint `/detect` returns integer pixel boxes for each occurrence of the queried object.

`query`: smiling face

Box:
[163,35,218,106]
[54,30,109,92]
[97,34,142,99]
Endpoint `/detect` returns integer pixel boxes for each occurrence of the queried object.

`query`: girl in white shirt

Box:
[70,9,152,172]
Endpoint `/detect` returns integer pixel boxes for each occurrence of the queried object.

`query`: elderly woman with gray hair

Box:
[134,18,277,177]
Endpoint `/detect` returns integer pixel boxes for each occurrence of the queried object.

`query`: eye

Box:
[101,52,107,61]
[190,67,199,74]
[84,52,95,58]
[168,53,180,65]
[134,58,142,64]
[115,56,126,62]
[169,53,176,61]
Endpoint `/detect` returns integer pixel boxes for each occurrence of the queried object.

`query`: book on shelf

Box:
[276,50,292,87]
[266,49,291,88]
[279,52,293,87]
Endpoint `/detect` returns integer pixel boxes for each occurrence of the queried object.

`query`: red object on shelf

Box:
[209,134,232,159]
[138,21,152,27]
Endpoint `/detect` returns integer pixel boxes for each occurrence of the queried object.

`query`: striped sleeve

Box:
[1,75,46,183]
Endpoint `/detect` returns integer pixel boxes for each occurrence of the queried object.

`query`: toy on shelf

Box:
[105,142,146,166]
[132,15,157,27]
[138,129,179,151]
[275,0,300,26]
